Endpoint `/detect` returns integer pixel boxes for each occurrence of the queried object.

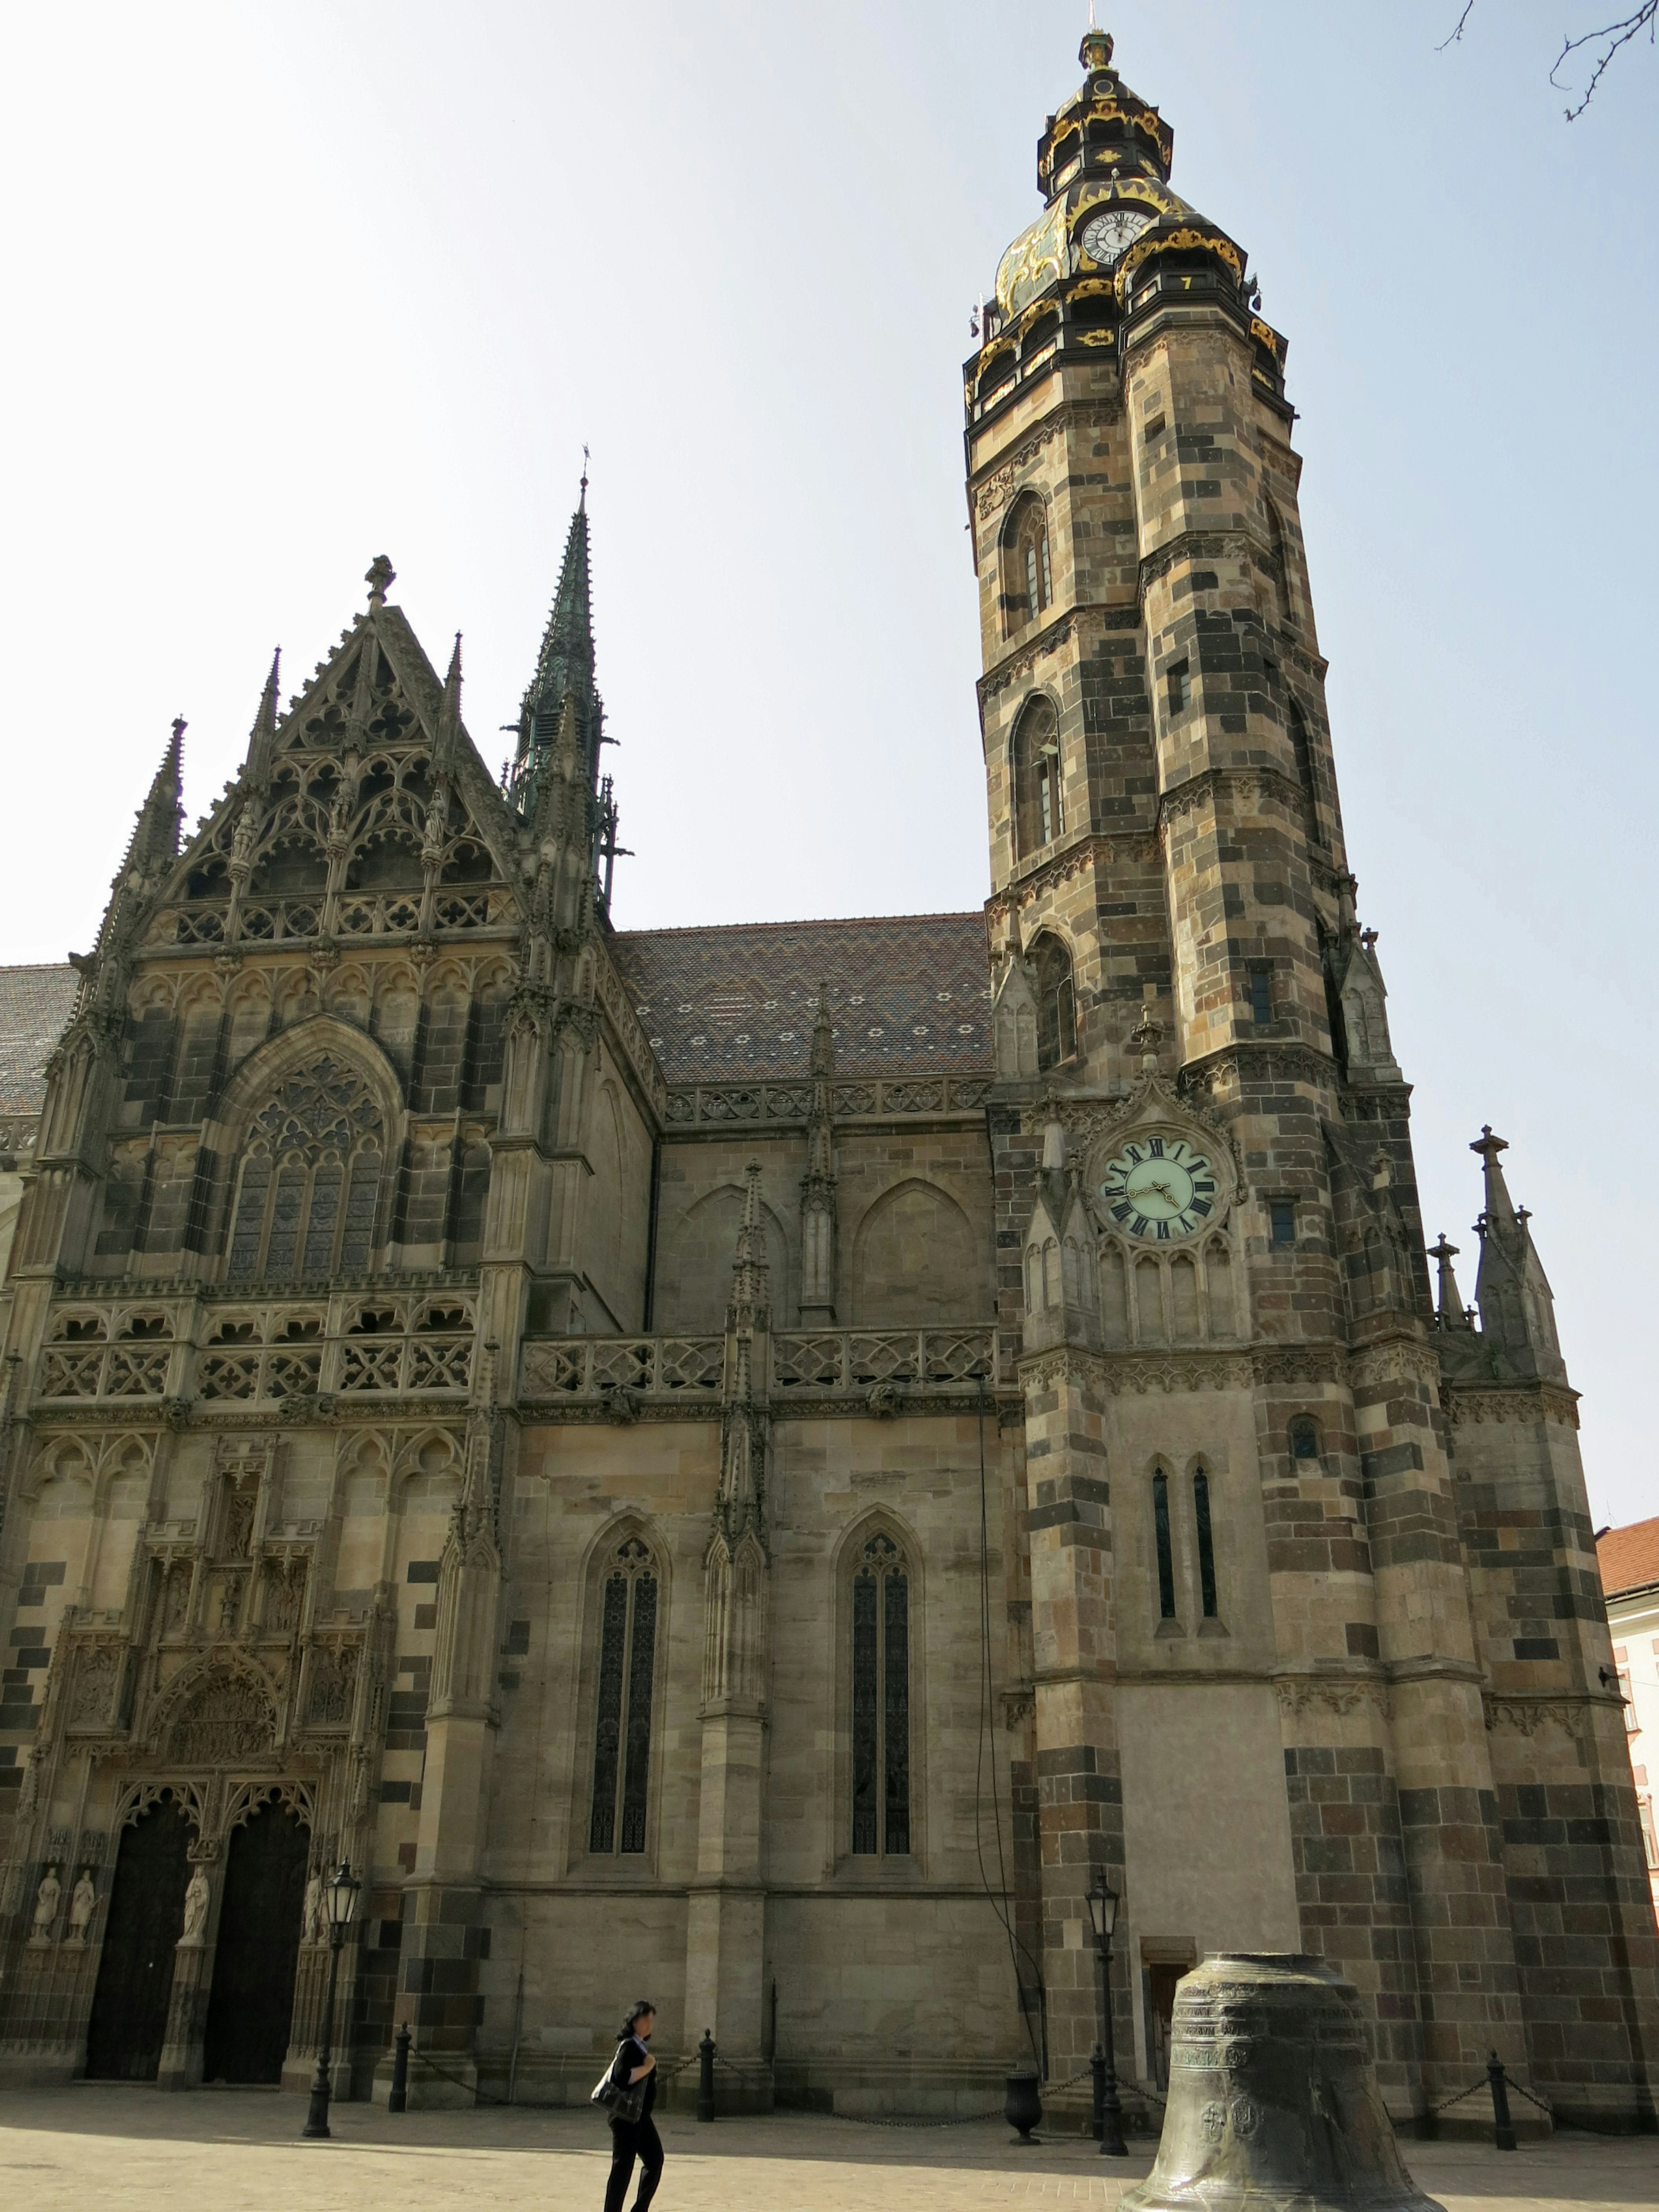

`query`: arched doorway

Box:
[84,1795,192,2080]
[201,1802,310,2083]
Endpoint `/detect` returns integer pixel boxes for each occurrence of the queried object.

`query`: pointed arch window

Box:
[1192,1465,1219,1619]
[1152,1469,1177,1621]
[1031,933,1076,1071]
[1012,697,1063,859]
[226,1056,385,1283]
[851,1532,910,1856]
[590,1537,660,1855]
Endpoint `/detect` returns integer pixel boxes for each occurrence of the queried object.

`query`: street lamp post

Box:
[301,1860,361,2141]
[1084,1870,1128,2157]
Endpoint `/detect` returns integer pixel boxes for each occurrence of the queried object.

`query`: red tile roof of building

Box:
[612,913,994,1083]
[1597,1516,1659,1600]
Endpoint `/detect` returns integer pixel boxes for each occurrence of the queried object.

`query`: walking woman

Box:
[602,1999,664,2212]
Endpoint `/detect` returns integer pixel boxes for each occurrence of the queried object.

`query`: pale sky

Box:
[2,3,1654,1527]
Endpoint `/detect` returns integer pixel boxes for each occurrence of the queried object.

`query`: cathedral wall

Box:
[578,1039,653,1331]
[652,1128,995,1332]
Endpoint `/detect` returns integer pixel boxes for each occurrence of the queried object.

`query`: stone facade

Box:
[0,26,1654,2132]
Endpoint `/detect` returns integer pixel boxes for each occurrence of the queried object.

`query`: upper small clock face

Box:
[1080,207,1154,267]
[1098,1131,1218,1242]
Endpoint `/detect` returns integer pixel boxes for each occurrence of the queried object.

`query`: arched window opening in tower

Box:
[1193,1467,1219,1619]
[1031,933,1076,1071]
[851,1532,910,1856]
[1002,493,1052,632]
[590,1537,660,1855]
[1152,1469,1177,1621]
[1012,696,1062,859]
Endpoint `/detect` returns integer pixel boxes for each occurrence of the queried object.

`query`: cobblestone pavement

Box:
[0,2090,1655,2212]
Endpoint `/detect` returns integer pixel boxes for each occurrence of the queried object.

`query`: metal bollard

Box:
[388,2022,410,2113]
[1486,2052,1517,2152]
[697,2029,715,2123]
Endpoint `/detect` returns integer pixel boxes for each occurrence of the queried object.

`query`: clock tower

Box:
[973,30,1658,2119]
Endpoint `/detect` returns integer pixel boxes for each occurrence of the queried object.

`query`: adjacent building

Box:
[1597,1519,1659,1923]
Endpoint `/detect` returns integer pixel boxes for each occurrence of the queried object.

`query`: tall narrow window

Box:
[1031,933,1076,1072]
[1287,700,1319,838]
[1003,493,1051,630]
[590,1538,659,1855]
[1193,1468,1218,1619]
[851,1532,910,1856]
[1012,696,1062,858]
[1249,966,1274,1024]
[1152,1471,1176,1621]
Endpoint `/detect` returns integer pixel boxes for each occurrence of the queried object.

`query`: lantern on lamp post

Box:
[301,1860,360,2140]
[1084,1870,1128,2157]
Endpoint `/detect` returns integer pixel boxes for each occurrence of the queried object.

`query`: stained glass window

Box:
[226,1056,385,1282]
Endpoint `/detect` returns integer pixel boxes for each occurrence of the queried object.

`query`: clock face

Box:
[1080,207,1154,267]
[1098,1131,1218,1242]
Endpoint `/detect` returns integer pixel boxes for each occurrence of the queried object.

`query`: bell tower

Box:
[972,30,1659,2126]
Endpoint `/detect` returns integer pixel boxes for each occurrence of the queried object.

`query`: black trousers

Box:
[603,2114,664,2212]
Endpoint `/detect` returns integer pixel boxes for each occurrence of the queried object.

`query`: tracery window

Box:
[851,1532,911,1856]
[590,1537,659,1855]
[226,1057,385,1282]
[1012,697,1062,860]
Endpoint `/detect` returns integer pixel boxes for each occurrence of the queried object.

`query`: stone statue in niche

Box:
[67,1869,96,1944]
[221,1481,257,1561]
[218,1573,245,1635]
[306,1644,357,1726]
[303,1869,324,1945]
[29,1866,61,1946]
[180,1864,211,1946]
[71,1647,117,1725]
[162,1562,191,1633]
[266,1558,305,1635]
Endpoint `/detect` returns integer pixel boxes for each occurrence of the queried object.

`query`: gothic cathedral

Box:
[0,32,1653,2126]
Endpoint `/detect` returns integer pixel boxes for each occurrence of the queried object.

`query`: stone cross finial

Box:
[1129,1001,1163,1068]
[365,555,395,608]
[1470,1124,1507,1163]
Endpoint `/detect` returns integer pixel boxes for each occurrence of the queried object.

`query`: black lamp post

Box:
[301,1860,360,2140]
[1084,1870,1128,2157]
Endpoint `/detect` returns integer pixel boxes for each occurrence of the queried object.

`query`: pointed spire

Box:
[245,647,282,786]
[129,716,185,879]
[729,1160,771,1328]
[434,632,462,776]
[1471,1125,1520,1239]
[1430,1233,1471,1332]
[529,495,594,718]
[801,995,839,1326]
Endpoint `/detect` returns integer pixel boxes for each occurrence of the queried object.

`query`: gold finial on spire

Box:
[1081,13,1114,71]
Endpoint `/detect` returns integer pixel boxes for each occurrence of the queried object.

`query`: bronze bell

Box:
[1122,1955,1443,2212]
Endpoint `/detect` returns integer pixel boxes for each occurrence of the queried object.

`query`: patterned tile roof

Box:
[1599,1516,1659,1600]
[0,963,76,1116]
[612,914,994,1083]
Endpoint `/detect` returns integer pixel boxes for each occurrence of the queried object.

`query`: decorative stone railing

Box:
[663,1075,992,1129]
[34,1289,477,1408]
[518,1327,998,1407]
[152,888,509,948]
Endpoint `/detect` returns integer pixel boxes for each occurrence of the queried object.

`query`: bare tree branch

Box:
[1440,1,1656,112]
[1551,4,1657,118]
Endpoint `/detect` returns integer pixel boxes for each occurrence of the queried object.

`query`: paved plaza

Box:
[0,2091,1655,2212]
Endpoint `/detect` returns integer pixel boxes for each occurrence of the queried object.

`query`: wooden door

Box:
[201,1804,309,2083]
[1147,1962,1185,2090]
[84,1798,192,2080]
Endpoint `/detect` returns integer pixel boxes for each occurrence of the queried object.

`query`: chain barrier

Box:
[1423,2069,1553,2124]
[806,2059,1099,2131]
[409,2045,512,2106]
